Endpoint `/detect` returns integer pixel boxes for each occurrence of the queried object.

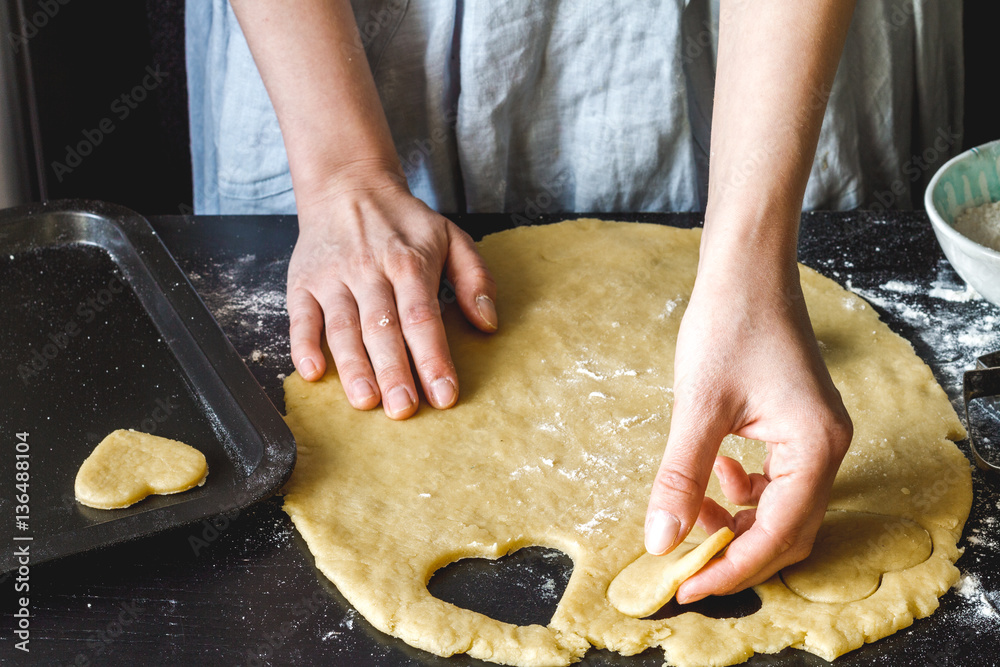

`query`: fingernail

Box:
[677,591,706,605]
[713,463,726,485]
[476,295,498,330]
[385,386,414,417]
[645,510,680,555]
[299,358,318,380]
[429,378,457,409]
[350,378,376,405]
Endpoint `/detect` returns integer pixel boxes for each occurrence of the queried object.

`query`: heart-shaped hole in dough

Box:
[780,510,932,603]
[644,587,762,621]
[75,429,208,510]
[428,546,573,626]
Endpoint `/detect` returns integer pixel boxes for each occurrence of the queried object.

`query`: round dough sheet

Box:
[282,220,971,666]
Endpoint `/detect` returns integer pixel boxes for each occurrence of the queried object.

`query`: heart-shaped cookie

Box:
[780,511,932,603]
[75,429,208,509]
[608,526,735,617]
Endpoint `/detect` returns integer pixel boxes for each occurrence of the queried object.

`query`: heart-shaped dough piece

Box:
[607,527,735,617]
[780,511,932,603]
[75,429,208,509]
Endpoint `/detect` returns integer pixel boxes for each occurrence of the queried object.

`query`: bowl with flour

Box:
[925,139,1000,307]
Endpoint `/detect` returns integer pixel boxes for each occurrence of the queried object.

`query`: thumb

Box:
[444,222,498,333]
[645,395,732,555]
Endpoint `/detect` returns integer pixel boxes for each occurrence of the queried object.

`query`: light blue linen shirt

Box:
[185,0,963,216]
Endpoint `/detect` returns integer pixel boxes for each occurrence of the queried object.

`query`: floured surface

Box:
[282,220,971,666]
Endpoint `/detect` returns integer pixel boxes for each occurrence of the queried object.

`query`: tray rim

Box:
[0,199,296,571]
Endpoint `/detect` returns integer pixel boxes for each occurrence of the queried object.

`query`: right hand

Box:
[645,247,853,601]
[287,167,498,419]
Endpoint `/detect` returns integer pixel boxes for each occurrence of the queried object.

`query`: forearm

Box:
[229,0,403,205]
[703,0,856,271]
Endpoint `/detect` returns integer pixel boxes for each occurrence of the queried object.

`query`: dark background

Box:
[10,1,1000,215]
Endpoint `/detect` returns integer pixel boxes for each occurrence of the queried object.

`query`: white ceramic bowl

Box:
[924,139,1000,307]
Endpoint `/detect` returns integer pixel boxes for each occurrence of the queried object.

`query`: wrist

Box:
[695,214,803,313]
[699,199,800,273]
[293,156,409,218]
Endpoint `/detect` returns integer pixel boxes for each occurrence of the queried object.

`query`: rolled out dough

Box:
[75,429,208,509]
[282,220,971,667]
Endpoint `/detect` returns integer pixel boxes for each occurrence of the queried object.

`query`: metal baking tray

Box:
[0,200,296,571]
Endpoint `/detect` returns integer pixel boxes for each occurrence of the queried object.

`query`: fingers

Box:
[713,456,770,506]
[288,204,495,417]
[676,517,806,604]
[354,278,419,420]
[645,394,733,556]
[676,469,828,603]
[287,287,327,381]
[319,283,380,410]
[695,496,736,535]
[445,223,498,333]
[391,253,460,410]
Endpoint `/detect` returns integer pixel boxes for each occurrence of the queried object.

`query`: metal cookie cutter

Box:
[964,351,1000,472]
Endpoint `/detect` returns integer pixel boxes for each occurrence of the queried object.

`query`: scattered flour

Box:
[848,258,1000,394]
[573,360,639,383]
[510,465,542,480]
[539,577,558,600]
[954,201,1000,253]
[575,365,604,381]
[952,573,1000,625]
[575,508,619,535]
[557,468,584,481]
[657,298,683,320]
[880,279,919,294]
[929,283,981,303]
[187,253,289,366]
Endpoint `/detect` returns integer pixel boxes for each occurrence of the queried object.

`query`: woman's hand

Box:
[287,169,497,418]
[644,254,852,601]
[228,2,497,417]
[643,0,858,597]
